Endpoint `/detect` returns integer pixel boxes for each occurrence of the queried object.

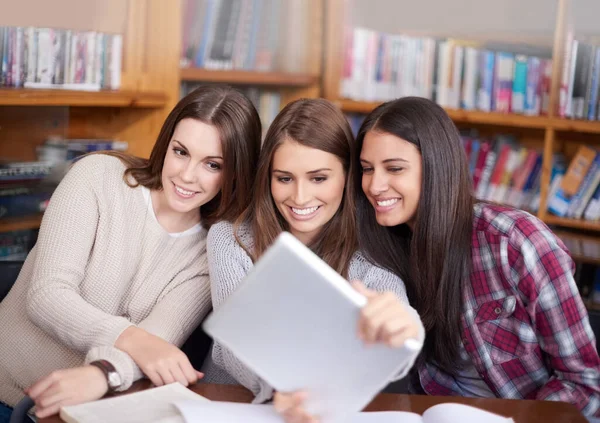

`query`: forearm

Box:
[27,284,133,352]
[85,346,144,391]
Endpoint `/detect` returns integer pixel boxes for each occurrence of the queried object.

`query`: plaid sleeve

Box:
[506,217,600,417]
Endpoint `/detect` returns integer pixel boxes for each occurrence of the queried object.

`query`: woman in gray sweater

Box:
[205,98,424,406]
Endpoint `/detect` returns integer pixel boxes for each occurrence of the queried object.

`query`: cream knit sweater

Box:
[0,155,211,407]
[204,221,424,403]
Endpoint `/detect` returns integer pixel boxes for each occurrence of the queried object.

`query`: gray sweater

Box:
[204,221,424,403]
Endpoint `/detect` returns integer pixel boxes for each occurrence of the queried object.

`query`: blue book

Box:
[512,55,528,113]
[477,51,495,112]
[588,47,600,120]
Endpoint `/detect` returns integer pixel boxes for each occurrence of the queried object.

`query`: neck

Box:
[151,189,200,233]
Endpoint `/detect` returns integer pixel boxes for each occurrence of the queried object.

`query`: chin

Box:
[375,213,405,227]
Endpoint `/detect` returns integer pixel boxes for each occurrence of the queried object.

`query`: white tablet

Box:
[203,232,421,422]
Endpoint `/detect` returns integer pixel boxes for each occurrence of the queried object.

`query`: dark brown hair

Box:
[105,85,261,228]
[355,97,474,372]
[236,98,358,277]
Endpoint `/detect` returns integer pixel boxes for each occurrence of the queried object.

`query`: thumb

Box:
[196,371,204,380]
[351,280,376,298]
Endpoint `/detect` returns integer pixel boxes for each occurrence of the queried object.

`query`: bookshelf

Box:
[324,0,600,234]
[0,0,182,233]
[179,0,325,125]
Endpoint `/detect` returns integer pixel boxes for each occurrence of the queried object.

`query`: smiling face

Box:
[270,139,346,245]
[360,130,422,228]
[159,118,224,220]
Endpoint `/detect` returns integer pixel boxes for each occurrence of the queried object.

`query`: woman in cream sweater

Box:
[0,85,261,421]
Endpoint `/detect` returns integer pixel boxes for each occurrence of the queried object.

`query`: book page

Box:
[423,403,514,423]
[60,383,209,423]
[175,401,424,423]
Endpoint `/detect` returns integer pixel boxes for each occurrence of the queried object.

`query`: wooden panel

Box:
[0,89,167,108]
[323,0,345,100]
[0,0,127,33]
[0,215,43,232]
[544,215,600,231]
[0,107,69,161]
[180,69,319,87]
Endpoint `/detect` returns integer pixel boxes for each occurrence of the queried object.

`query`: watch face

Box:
[108,372,122,389]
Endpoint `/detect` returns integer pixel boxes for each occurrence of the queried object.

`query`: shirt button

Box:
[494,307,502,315]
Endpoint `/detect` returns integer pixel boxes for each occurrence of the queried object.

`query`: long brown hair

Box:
[104,85,261,228]
[236,98,358,277]
[355,97,474,373]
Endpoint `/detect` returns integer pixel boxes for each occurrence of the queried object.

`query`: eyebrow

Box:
[272,168,332,174]
[360,158,409,164]
[172,140,223,160]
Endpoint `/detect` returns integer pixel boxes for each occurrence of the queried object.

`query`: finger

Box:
[36,389,67,413]
[35,383,62,408]
[145,369,166,387]
[359,297,398,343]
[361,292,397,320]
[169,364,189,387]
[284,405,319,423]
[274,391,306,414]
[351,280,376,298]
[365,306,407,344]
[178,359,200,385]
[196,371,205,380]
[157,367,175,386]
[35,403,62,419]
[28,373,59,399]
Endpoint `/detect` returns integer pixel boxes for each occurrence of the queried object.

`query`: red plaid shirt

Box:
[415,203,600,417]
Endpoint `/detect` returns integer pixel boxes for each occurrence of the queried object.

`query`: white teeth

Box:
[291,206,319,215]
[377,198,399,207]
[175,185,195,196]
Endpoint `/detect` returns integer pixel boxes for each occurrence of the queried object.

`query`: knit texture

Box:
[204,220,424,403]
[0,155,211,406]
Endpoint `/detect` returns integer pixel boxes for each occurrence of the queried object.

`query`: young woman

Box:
[204,98,424,408]
[0,85,261,421]
[350,97,599,417]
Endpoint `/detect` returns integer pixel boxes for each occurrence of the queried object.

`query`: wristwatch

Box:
[89,360,122,392]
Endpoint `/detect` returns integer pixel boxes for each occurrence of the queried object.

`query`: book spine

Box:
[511,55,528,114]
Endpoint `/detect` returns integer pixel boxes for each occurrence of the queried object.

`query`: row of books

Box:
[560,39,600,121]
[181,0,311,73]
[462,135,543,211]
[574,262,600,309]
[547,145,600,221]
[181,83,281,135]
[559,233,600,268]
[0,229,37,262]
[0,26,122,90]
[0,139,128,220]
[341,27,554,116]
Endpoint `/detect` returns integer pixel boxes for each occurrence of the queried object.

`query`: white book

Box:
[203,232,422,423]
[60,383,208,423]
[175,400,514,423]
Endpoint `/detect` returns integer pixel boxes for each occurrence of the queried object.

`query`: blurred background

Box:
[0,0,599,347]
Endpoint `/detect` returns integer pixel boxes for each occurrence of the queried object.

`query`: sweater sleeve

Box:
[85,270,213,391]
[207,222,274,403]
[26,156,134,352]
[356,256,425,381]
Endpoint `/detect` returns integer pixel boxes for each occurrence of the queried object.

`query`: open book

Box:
[60,383,208,423]
[175,400,515,423]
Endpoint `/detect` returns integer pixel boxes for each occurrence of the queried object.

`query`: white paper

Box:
[423,403,514,423]
[60,383,208,423]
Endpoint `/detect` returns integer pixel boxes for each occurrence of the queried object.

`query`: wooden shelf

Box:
[553,230,600,265]
[0,215,43,232]
[337,100,551,129]
[544,215,600,232]
[0,89,168,108]
[552,118,600,134]
[180,68,319,87]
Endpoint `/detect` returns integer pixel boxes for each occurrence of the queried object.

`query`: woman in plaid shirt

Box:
[353,97,600,417]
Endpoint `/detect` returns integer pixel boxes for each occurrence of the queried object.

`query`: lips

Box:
[173,182,199,199]
[288,205,321,221]
[373,197,401,213]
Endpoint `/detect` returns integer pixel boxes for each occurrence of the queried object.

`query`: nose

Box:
[291,180,310,205]
[367,169,389,196]
[180,161,197,184]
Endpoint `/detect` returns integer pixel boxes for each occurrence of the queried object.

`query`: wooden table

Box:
[40,381,588,423]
